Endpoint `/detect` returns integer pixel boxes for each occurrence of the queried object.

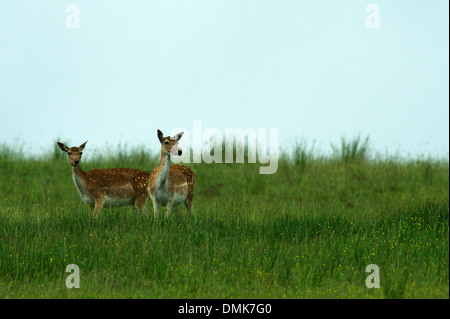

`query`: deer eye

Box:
[80,152,83,155]
[165,141,169,145]
[67,152,71,155]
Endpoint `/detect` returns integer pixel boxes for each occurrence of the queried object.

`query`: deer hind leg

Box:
[135,193,149,216]
[185,199,193,216]
[185,191,194,216]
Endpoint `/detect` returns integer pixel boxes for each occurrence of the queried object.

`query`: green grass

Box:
[0,140,448,298]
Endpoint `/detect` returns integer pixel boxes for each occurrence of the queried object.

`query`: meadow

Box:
[0,137,448,298]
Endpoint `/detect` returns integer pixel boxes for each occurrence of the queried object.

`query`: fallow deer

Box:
[147,130,196,217]
[57,141,150,217]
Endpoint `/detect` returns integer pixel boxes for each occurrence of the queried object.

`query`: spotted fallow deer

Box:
[57,141,150,217]
[147,130,196,218]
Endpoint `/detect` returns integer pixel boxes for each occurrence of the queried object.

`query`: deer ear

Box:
[157,130,164,142]
[57,142,69,153]
[79,141,88,150]
[172,132,184,141]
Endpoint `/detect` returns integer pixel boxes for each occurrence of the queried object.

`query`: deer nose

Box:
[178,150,182,156]
[74,159,79,165]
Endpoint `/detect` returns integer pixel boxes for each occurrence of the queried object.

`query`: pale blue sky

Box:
[0,1,448,159]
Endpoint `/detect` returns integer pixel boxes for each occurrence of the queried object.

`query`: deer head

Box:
[157,130,183,157]
[57,141,88,167]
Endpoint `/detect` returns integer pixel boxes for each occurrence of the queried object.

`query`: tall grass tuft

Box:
[291,138,316,172]
[331,134,371,163]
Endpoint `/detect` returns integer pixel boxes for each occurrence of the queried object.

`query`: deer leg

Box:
[93,198,105,218]
[172,205,180,216]
[185,190,194,216]
[87,201,95,214]
[166,197,175,218]
[135,194,149,216]
[151,197,160,218]
[185,200,193,216]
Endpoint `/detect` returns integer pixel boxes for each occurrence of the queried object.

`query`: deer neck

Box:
[71,165,88,193]
[156,151,171,188]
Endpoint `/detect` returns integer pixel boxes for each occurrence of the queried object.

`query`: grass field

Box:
[0,138,448,298]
